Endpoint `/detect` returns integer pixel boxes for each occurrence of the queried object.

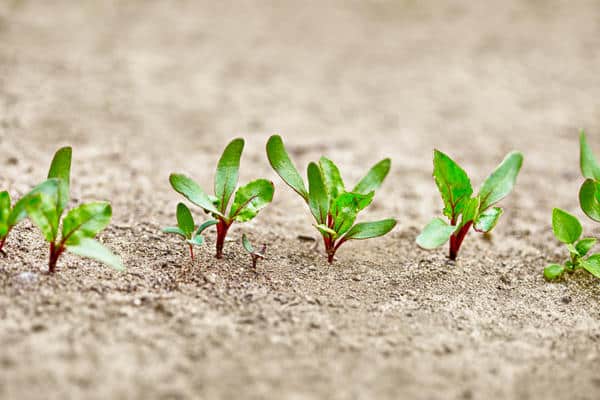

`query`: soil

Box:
[1,1,600,399]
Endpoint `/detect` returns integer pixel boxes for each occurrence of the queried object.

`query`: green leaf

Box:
[47,146,72,212]
[319,157,345,200]
[62,202,112,245]
[343,219,397,241]
[162,226,186,237]
[229,179,274,222]
[580,131,600,180]
[176,203,195,237]
[315,224,338,238]
[474,207,503,233]
[0,191,11,237]
[552,208,582,244]
[242,234,254,254]
[66,237,124,271]
[195,220,218,236]
[9,179,61,226]
[188,235,204,246]
[579,179,600,222]
[459,197,480,228]
[353,158,391,195]
[544,264,565,281]
[478,152,523,211]
[169,174,223,217]
[266,135,309,201]
[433,150,473,221]
[581,254,600,278]
[330,191,374,236]
[416,218,456,249]
[307,163,329,224]
[576,238,597,257]
[25,192,60,242]
[215,138,244,213]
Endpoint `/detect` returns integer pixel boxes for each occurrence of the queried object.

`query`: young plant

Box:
[170,138,274,259]
[0,191,21,256]
[242,234,266,269]
[579,131,600,222]
[266,135,397,263]
[544,208,600,280]
[163,203,217,261]
[416,150,523,260]
[25,147,123,273]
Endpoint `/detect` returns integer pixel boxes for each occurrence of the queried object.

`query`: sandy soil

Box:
[1,1,600,399]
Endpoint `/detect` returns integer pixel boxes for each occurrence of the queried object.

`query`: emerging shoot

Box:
[163,203,217,261]
[266,135,397,264]
[242,234,266,270]
[417,149,523,260]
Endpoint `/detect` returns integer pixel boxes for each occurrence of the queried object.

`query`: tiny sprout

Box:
[242,234,266,270]
[163,203,217,261]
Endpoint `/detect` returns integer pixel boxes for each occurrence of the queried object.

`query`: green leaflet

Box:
[176,203,195,237]
[195,220,218,236]
[474,207,503,233]
[47,146,72,212]
[353,158,391,195]
[575,237,596,257]
[416,218,456,249]
[478,152,523,211]
[215,138,244,214]
[163,226,186,237]
[67,237,123,271]
[266,135,309,200]
[582,254,600,278]
[319,157,345,201]
[169,173,223,217]
[229,179,274,222]
[62,202,112,245]
[26,192,60,242]
[552,208,582,244]
[579,131,600,180]
[0,191,10,237]
[242,234,254,254]
[330,191,374,236]
[307,162,329,224]
[544,264,565,281]
[343,219,397,241]
[579,179,600,222]
[459,197,480,228]
[187,235,204,246]
[315,224,338,238]
[433,150,473,221]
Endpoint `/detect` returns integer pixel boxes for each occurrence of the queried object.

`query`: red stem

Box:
[189,244,195,261]
[0,236,6,257]
[215,219,230,259]
[449,222,472,261]
[48,242,65,274]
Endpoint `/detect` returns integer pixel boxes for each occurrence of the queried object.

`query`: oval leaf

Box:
[9,179,60,226]
[344,219,397,241]
[242,234,254,254]
[580,131,600,180]
[544,264,565,281]
[47,146,72,212]
[229,179,274,222]
[62,202,112,245]
[582,254,600,278]
[25,192,60,242]
[307,163,329,224]
[330,191,374,236]
[353,158,391,195]
[319,157,345,200]
[552,208,582,244]
[0,191,11,237]
[416,218,456,249]
[215,138,244,213]
[576,238,597,257]
[478,152,523,210]
[67,237,124,271]
[176,203,195,237]
[579,179,600,222]
[266,135,308,200]
[169,173,222,216]
[162,226,186,237]
[474,207,503,233]
[196,219,218,235]
[433,150,473,221]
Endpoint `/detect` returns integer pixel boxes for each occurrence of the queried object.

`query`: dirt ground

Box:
[1,1,600,399]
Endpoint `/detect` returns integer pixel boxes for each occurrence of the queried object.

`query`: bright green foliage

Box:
[163,203,217,261]
[579,131,600,222]
[266,135,396,263]
[170,138,274,258]
[25,147,123,273]
[242,234,266,269]
[417,150,523,260]
[544,208,600,280]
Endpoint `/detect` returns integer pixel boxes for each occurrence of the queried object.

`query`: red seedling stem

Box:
[189,244,195,261]
[449,222,473,261]
[48,242,66,274]
[215,219,231,259]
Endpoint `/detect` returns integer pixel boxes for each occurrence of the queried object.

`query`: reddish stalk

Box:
[449,222,473,261]
[0,236,7,257]
[189,244,195,261]
[48,242,65,274]
[215,219,231,259]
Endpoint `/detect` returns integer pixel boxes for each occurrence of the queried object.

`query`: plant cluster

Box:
[416,150,523,260]
[266,135,397,263]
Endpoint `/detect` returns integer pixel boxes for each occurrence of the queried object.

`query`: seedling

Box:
[579,131,600,222]
[416,150,523,260]
[0,191,22,256]
[170,138,274,259]
[266,135,397,263]
[242,234,266,269]
[163,202,217,260]
[544,208,600,280]
[25,147,123,273]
